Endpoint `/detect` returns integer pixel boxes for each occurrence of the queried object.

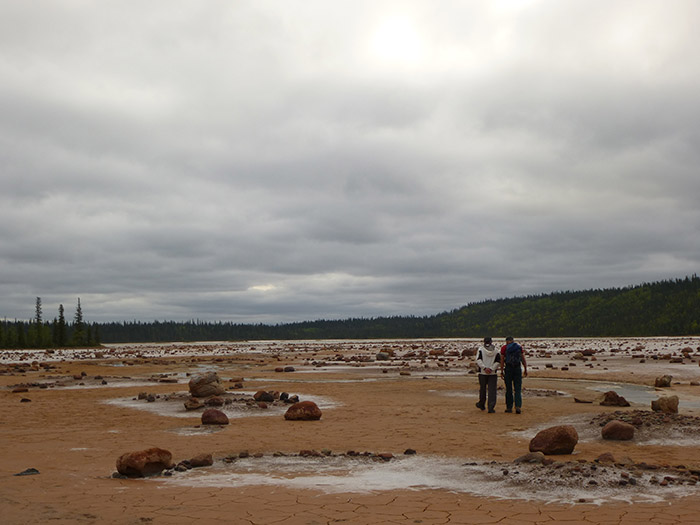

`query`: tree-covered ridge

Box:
[2,276,698,347]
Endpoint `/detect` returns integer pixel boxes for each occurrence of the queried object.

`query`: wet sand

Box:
[2,337,700,524]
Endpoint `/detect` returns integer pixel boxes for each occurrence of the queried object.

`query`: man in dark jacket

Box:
[500,336,527,413]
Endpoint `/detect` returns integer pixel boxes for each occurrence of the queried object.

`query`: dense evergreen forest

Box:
[1,276,698,348]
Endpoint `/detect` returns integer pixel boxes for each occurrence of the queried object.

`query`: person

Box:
[475,336,500,413]
[500,336,527,414]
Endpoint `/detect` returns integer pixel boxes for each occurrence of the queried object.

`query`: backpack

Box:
[504,343,522,368]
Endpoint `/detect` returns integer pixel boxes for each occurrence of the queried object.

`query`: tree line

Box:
[2,276,698,348]
[0,298,100,349]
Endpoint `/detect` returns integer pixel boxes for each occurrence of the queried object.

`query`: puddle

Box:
[103,391,340,419]
[160,454,699,504]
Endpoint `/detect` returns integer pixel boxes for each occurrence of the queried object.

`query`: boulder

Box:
[595,452,617,464]
[655,375,673,388]
[601,420,635,440]
[651,395,679,414]
[254,391,275,403]
[204,396,225,407]
[284,401,322,421]
[600,391,630,407]
[188,372,225,398]
[376,352,390,361]
[201,408,229,425]
[116,448,174,478]
[189,453,213,468]
[529,425,578,455]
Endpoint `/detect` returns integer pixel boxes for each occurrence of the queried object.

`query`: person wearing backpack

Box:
[500,336,528,413]
[475,336,500,413]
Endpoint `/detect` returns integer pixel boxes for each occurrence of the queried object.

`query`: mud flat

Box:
[1,337,700,524]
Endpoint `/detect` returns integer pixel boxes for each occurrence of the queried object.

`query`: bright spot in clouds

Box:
[369,16,425,66]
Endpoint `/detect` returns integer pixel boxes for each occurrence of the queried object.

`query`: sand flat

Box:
[2,337,700,524]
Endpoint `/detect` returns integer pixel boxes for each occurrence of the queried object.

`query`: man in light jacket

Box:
[475,336,500,413]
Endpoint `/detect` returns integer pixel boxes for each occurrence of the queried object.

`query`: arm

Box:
[521,350,528,377]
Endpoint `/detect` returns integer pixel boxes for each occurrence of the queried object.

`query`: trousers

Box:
[504,366,522,409]
[478,374,498,411]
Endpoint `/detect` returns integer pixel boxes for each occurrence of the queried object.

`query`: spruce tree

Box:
[71,298,86,346]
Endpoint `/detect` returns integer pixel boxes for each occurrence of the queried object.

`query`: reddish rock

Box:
[601,420,635,440]
[189,453,213,468]
[284,401,322,421]
[201,408,229,425]
[595,452,617,464]
[204,396,225,407]
[254,391,275,403]
[529,425,578,455]
[188,372,225,398]
[600,391,630,407]
[116,448,174,477]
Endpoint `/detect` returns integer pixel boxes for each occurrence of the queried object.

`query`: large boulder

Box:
[529,425,578,455]
[600,391,630,407]
[651,395,679,414]
[188,372,225,398]
[116,448,174,478]
[284,401,322,421]
[601,420,635,440]
[655,375,673,388]
[201,408,229,425]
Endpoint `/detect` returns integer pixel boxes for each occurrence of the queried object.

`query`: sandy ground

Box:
[2,337,700,524]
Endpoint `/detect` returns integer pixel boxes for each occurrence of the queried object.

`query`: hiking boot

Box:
[504,408,513,413]
[488,409,495,413]
[475,402,485,411]
[516,408,522,414]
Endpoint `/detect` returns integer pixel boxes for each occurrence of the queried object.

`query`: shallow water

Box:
[161,454,698,504]
[103,391,340,419]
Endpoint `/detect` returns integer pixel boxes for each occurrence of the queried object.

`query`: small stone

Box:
[14,468,40,476]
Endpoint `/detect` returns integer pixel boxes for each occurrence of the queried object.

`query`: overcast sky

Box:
[2,0,699,324]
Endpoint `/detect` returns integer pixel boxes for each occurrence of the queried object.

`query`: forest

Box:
[1,275,698,348]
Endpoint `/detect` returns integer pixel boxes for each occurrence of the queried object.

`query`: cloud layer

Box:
[2,1,699,323]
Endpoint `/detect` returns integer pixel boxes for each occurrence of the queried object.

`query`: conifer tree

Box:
[71,298,86,346]
[57,304,67,347]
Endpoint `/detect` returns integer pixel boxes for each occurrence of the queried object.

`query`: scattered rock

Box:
[184,398,204,411]
[13,468,40,476]
[513,451,546,464]
[189,453,213,468]
[600,391,630,407]
[188,372,225,398]
[651,395,679,414]
[529,425,578,455]
[116,448,174,478]
[595,452,616,464]
[284,401,322,421]
[201,408,229,425]
[601,420,635,440]
[655,375,673,388]
[253,391,275,403]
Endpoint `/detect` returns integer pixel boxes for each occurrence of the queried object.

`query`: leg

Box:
[486,375,497,412]
[504,367,513,411]
[513,367,523,410]
[476,374,486,410]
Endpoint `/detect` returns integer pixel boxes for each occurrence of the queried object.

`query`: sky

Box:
[2,0,699,324]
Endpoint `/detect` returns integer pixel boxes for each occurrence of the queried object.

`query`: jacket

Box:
[476,344,500,375]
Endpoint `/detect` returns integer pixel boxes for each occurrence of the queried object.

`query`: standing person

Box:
[500,336,527,414]
[475,337,500,413]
